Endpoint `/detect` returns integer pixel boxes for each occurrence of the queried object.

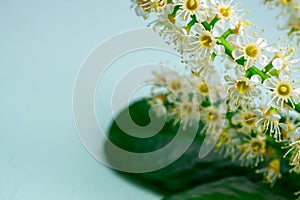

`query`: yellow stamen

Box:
[184,0,199,12]
[284,48,295,57]
[245,45,259,58]
[235,80,250,94]
[219,7,231,18]
[276,83,291,97]
[199,34,213,48]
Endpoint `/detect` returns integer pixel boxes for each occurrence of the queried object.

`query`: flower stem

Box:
[216,29,300,113]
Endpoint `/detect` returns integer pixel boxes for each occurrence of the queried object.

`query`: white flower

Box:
[232,108,258,133]
[274,0,300,16]
[215,128,241,158]
[263,72,300,111]
[268,45,300,71]
[238,134,266,167]
[189,59,222,88]
[264,0,300,46]
[189,74,210,98]
[256,159,282,186]
[189,72,226,104]
[131,0,153,19]
[152,0,169,13]
[284,16,300,45]
[150,68,192,102]
[254,108,288,141]
[147,95,167,117]
[153,15,190,52]
[208,0,240,29]
[283,127,300,165]
[200,105,227,137]
[167,93,200,129]
[173,0,208,22]
[290,164,300,174]
[225,67,262,111]
[231,35,269,69]
[187,23,225,60]
[264,0,300,16]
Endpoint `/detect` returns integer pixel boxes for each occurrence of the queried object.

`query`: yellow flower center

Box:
[250,139,265,153]
[276,82,291,97]
[184,0,199,12]
[220,132,229,143]
[216,131,230,148]
[182,103,193,116]
[243,113,256,126]
[169,79,182,92]
[245,44,259,58]
[268,159,281,173]
[235,80,250,94]
[219,7,231,18]
[281,0,292,4]
[199,34,213,48]
[262,159,282,184]
[197,83,209,95]
[206,110,220,121]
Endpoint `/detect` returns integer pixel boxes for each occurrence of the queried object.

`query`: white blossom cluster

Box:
[263,0,300,44]
[131,0,300,197]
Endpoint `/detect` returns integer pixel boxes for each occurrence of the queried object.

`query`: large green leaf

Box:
[162,177,287,200]
[105,99,253,194]
[104,99,299,198]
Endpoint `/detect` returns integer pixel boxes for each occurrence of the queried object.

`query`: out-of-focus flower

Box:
[238,134,266,167]
[256,159,282,186]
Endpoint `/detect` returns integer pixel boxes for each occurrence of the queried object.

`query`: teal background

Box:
[0,1,279,199]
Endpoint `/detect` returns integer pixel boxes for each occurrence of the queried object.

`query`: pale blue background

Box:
[0,1,279,199]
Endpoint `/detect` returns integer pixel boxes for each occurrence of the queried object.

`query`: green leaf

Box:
[104,99,300,198]
[162,177,287,200]
[105,99,252,194]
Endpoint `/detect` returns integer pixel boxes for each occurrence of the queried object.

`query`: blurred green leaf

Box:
[105,99,252,194]
[104,99,299,199]
[162,177,287,200]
